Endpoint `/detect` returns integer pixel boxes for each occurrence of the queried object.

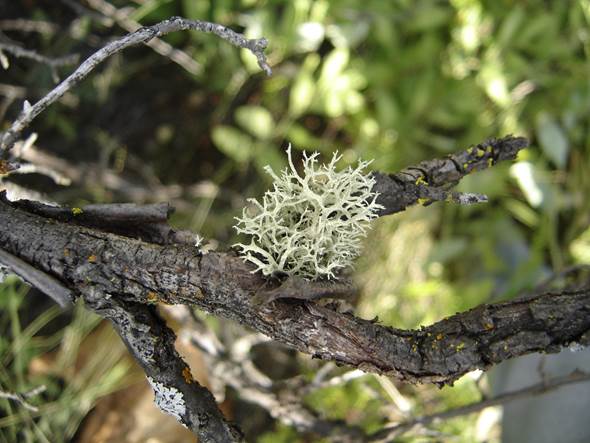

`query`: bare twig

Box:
[13,139,228,210]
[368,369,590,441]
[0,385,46,412]
[0,42,79,68]
[0,16,272,154]
[373,136,529,216]
[0,20,58,35]
[85,0,202,75]
[0,247,73,307]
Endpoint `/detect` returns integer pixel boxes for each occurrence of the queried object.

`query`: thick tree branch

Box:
[1,193,587,386]
[0,16,271,154]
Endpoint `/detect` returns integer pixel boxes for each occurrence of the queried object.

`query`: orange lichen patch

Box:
[147,292,159,303]
[88,254,97,263]
[182,367,193,384]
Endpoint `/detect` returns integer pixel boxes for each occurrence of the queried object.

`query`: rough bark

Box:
[84,287,243,442]
[1,193,588,386]
[373,136,528,216]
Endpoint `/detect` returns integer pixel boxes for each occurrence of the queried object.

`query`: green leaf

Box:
[319,48,349,87]
[211,126,253,163]
[253,143,287,177]
[289,73,315,117]
[295,22,325,52]
[536,112,569,168]
[571,227,590,264]
[235,105,274,140]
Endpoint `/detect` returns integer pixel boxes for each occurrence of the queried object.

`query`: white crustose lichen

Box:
[147,377,187,423]
[234,145,383,280]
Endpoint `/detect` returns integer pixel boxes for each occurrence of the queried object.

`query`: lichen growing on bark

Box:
[234,145,383,280]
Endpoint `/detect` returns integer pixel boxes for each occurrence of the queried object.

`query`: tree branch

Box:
[0,384,46,413]
[373,135,529,215]
[84,0,202,75]
[0,190,587,386]
[83,286,242,442]
[0,42,79,69]
[0,16,271,154]
[166,305,366,442]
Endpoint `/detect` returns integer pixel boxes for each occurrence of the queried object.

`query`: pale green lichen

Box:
[233,145,383,280]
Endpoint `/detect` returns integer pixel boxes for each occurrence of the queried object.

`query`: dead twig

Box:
[0,20,58,35]
[0,16,271,154]
[85,0,202,75]
[0,42,79,69]
[0,385,47,413]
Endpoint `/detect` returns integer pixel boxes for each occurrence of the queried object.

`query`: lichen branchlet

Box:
[233,145,383,280]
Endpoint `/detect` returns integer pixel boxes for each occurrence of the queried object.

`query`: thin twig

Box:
[0,385,47,412]
[0,20,58,35]
[0,43,79,68]
[85,0,201,75]
[0,247,73,308]
[0,16,272,154]
[369,369,590,441]
[373,136,529,215]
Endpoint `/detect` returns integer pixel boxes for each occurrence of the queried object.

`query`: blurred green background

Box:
[1,0,589,441]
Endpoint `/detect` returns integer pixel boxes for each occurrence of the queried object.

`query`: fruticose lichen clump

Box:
[233,145,383,280]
